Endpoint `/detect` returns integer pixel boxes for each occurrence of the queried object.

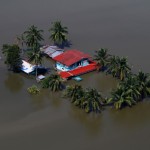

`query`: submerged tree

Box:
[24,25,44,50]
[107,56,131,80]
[64,84,84,103]
[28,48,43,78]
[107,86,136,110]
[41,74,64,92]
[2,44,22,72]
[64,85,104,113]
[81,88,104,113]
[136,71,150,98]
[27,85,40,95]
[120,75,141,101]
[49,21,68,46]
[94,48,110,71]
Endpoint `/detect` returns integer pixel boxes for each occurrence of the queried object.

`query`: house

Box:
[21,60,36,74]
[53,50,98,79]
[21,60,47,75]
[40,45,64,58]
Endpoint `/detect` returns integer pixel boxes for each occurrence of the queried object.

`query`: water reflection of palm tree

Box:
[69,106,102,136]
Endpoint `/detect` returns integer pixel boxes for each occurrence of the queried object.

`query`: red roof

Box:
[53,50,90,66]
[59,61,97,79]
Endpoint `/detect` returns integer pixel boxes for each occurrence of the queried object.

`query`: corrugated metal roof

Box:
[42,45,64,58]
[53,50,90,66]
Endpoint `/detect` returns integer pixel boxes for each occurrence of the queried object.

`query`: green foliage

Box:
[63,84,84,102]
[41,74,64,92]
[136,71,150,98]
[81,88,104,113]
[107,56,131,80]
[41,76,52,88]
[49,21,68,46]
[94,49,131,80]
[2,44,22,72]
[27,85,40,95]
[94,48,110,70]
[28,48,43,77]
[107,86,136,110]
[64,85,104,113]
[24,25,44,50]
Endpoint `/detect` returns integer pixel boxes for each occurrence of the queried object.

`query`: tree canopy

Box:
[2,44,22,72]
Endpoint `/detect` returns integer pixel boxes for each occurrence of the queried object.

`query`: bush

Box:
[27,85,40,95]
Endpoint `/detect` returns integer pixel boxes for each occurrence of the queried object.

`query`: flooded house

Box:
[53,50,98,79]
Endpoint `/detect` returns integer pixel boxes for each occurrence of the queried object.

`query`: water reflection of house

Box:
[53,50,98,79]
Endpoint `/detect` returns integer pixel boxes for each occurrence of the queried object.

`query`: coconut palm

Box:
[49,21,68,46]
[106,56,119,76]
[107,86,136,109]
[107,56,131,80]
[41,76,52,88]
[64,84,84,103]
[81,88,103,113]
[94,48,110,71]
[28,49,42,78]
[14,34,25,54]
[47,74,64,91]
[119,75,141,101]
[24,25,44,50]
[136,71,150,98]
[117,57,131,80]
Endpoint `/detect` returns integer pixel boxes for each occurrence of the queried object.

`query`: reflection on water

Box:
[0,0,150,149]
[30,89,63,110]
[69,105,102,136]
[4,72,24,93]
[108,100,150,130]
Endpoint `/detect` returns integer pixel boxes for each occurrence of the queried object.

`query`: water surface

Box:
[0,0,150,150]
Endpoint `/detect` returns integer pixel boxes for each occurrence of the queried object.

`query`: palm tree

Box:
[24,25,44,50]
[107,86,136,109]
[119,75,141,101]
[28,49,42,78]
[43,74,64,92]
[115,57,131,80]
[41,76,52,88]
[14,34,25,54]
[81,88,104,113]
[94,48,110,71]
[136,71,150,98]
[106,56,119,76]
[49,21,68,46]
[107,56,131,80]
[64,84,84,103]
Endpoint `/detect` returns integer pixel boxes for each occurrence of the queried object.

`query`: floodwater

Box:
[0,0,150,150]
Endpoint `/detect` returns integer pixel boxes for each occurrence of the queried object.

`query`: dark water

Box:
[0,0,150,150]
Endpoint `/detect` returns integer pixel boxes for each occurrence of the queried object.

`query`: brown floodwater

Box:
[0,0,150,150]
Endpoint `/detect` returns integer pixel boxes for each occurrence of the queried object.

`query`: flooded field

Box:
[0,0,150,150]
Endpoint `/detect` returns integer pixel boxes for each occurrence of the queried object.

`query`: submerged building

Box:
[21,60,47,75]
[53,50,98,79]
[40,45,64,58]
